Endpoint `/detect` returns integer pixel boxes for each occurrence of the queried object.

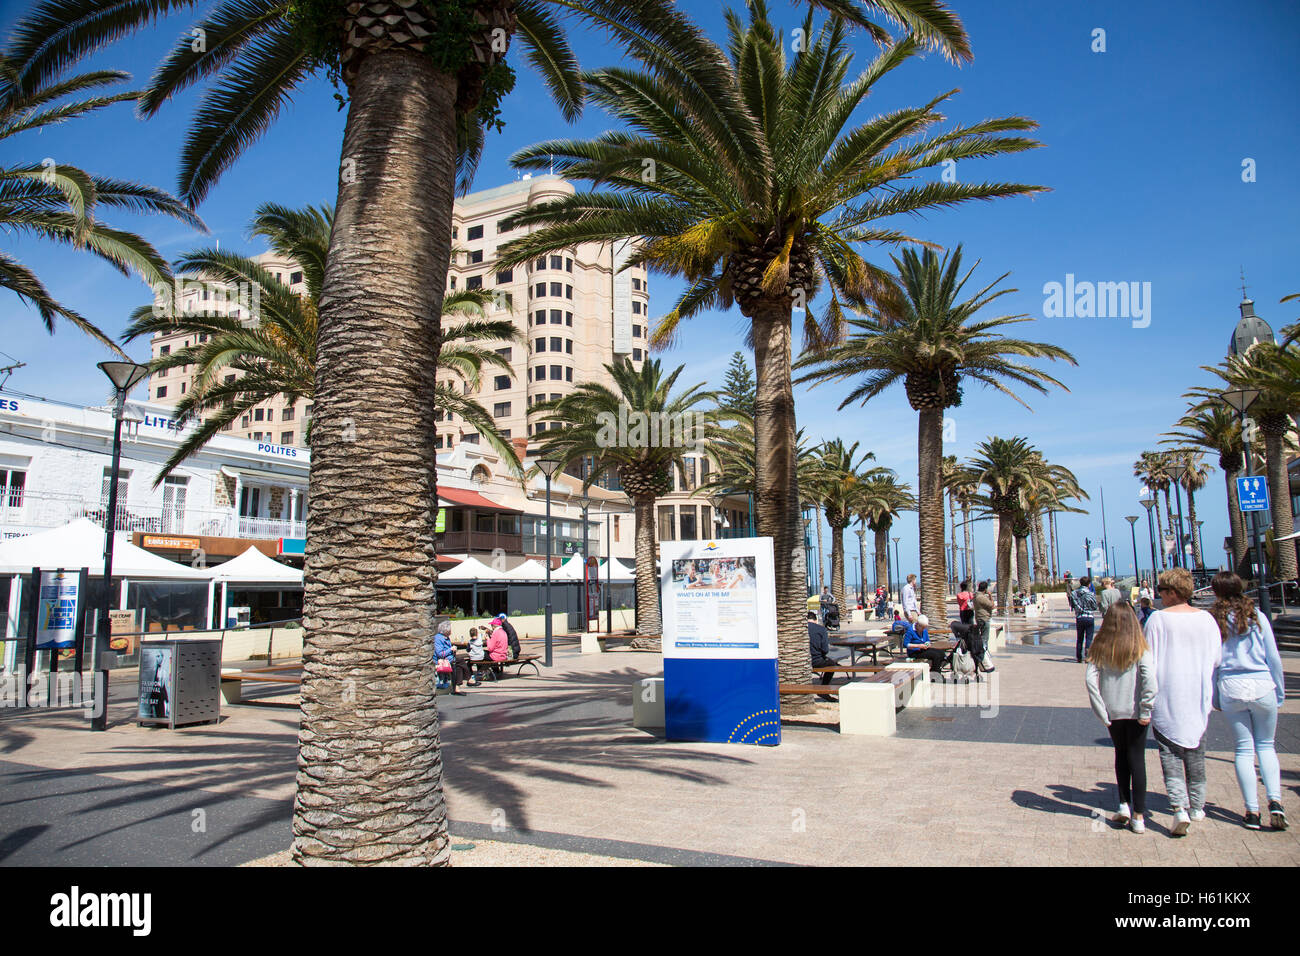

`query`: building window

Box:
[434,435,444,449]
[241,415,251,428]
[549,254,563,270]
[448,275,457,290]
[550,336,561,352]
[496,347,513,361]
[565,285,573,299]
[633,348,643,361]
[497,220,512,233]
[156,386,167,398]
[534,257,546,272]
[565,340,573,354]
[290,271,303,285]
[466,275,483,290]
[633,278,641,291]
[535,338,546,352]
[467,224,483,240]
[496,269,513,284]
[239,485,261,518]
[499,429,511,440]
[494,375,510,390]
[680,505,698,541]
[462,433,479,445]
[160,345,170,356]
[548,309,560,324]
[281,431,294,444]
[0,468,26,507]
[565,258,573,272]
[535,283,545,298]
[632,301,642,315]
[565,312,573,326]
[283,407,295,421]
[100,467,130,513]
[493,402,511,417]
[254,408,265,422]
[534,310,545,325]
[252,432,263,440]
[657,506,675,541]
[469,249,483,264]
[565,367,573,382]
[180,382,187,394]
[549,282,562,297]
[633,325,642,338]
[549,365,561,381]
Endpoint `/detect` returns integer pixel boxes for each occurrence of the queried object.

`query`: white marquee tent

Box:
[0,518,208,579]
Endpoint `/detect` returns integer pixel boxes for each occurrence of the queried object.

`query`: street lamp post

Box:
[1125,516,1140,591]
[851,555,859,606]
[855,527,866,605]
[92,361,150,731]
[1140,493,1158,585]
[1223,387,1271,619]
[536,457,562,667]
[891,536,900,600]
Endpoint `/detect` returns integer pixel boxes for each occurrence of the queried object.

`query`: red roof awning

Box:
[437,487,519,513]
[435,555,462,568]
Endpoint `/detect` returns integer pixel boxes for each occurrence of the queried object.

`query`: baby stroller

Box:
[947,621,982,682]
[822,599,840,632]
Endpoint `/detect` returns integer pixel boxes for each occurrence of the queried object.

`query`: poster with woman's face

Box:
[138,646,172,720]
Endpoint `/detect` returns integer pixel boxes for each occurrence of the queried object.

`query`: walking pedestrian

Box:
[1145,568,1222,837]
[956,579,974,625]
[902,573,919,622]
[1086,603,1158,833]
[1097,576,1122,617]
[1209,572,1288,831]
[1071,575,1100,662]
[972,580,996,673]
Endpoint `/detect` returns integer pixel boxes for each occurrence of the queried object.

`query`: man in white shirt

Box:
[902,574,919,622]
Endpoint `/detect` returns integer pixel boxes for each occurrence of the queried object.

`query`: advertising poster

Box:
[138,645,173,721]
[660,537,779,745]
[109,610,138,655]
[35,570,79,649]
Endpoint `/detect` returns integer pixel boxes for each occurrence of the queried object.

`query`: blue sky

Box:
[2,0,1298,582]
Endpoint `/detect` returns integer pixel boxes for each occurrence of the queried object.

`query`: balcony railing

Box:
[0,487,304,542]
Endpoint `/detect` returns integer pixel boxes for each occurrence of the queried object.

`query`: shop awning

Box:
[437,486,519,513]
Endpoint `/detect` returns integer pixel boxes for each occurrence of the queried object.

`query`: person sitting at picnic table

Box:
[487,617,510,665]
[807,611,836,698]
[904,613,946,672]
[435,620,469,693]
[466,626,486,687]
[498,612,521,660]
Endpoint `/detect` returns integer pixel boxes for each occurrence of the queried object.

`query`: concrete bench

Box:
[220,668,301,704]
[633,677,664,729]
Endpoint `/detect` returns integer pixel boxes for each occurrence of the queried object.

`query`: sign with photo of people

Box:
[660,538,779,745]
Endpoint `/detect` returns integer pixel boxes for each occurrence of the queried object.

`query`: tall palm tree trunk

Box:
[1032,510,1049,584]
[916,407,947,622]
[751,306,811,701]
[1185,485,1203,569]
[1162,488,1175,566]
[995,515,1012,609]
[1015,534,1032,595]
[293,51,457,866]
[830,523,846,607]
[874,525,890,595]
[1047,510,1058,583]
[1225,467,1249,577]
[1153,497,1167,570]
[948,491,958,589]
[1262,420,1298,581]
[632,495,662,637]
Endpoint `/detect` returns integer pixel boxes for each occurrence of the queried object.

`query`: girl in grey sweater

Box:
[1086,603,1158,832]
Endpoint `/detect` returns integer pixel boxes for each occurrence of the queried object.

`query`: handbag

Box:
[952,644,976,677]
[436,659,452,675]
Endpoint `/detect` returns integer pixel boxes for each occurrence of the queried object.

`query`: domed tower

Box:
[1228,276,1274,357]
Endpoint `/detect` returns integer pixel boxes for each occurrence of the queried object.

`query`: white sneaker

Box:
[1112,803,1131,825]
[1130,817,1146,834]
[1171,809,1191,836]
[1189,808,1206,822]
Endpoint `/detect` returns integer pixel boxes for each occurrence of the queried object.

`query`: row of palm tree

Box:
[3,0,1035,863]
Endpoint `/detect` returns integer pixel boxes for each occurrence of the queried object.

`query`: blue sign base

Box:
[664,657,781,745]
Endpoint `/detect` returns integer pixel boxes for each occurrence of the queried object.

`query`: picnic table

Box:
[830,633,898,666]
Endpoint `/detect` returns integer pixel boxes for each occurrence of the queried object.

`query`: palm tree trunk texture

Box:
[874,525,890,597]
[962,502,974,585]
[948,492,958,590]
[916,407,947,623]
[814,508,825,595]
[1162,489,1175,566]
[633,495,662,638]
[1263,423,1298,581]
[995,516,1012,609]
[830,522,846,608]
[751,306,812,703]
[1015,534,1032,595]
[293,51,457,866]
[1032,510,1049,584]
[1225,468,1249,577]
[1153,497,1167,570]
[1047,510,1058,583]
[1185,485,1203,569]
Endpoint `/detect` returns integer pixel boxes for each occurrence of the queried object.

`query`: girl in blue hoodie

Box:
[1210,572,1287,831]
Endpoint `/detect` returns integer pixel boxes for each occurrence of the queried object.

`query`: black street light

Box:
[891,536,900,600]
[1125,516,1140,590]
[855,527,866,604]
[536,456,562,666]
[93,360,150,731]
[1140,491,1159,583]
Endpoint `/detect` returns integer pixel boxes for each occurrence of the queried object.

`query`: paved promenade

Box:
[1,615,1296,866]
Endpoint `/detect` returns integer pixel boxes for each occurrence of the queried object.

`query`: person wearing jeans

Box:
[1072,576,1099,662]
[1210,572,1288,830]
[1144,568,1222,837]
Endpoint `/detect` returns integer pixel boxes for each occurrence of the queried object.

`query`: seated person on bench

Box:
[808,611,835,688]
[903,614,946,672]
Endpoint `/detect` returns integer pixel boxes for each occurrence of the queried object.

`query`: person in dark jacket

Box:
[1072,576,1100,662]
[499,613,521,660]
[808,611,836,693]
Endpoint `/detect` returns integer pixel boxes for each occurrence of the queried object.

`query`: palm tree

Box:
[1168,401,1246,575]
[1160,448,1211,570]
[8,0,975,865]
[855,472,915,598]
[797,246,1073,624]
[1204,342,1300,581]
[808,439,882,607]
[122,204,522,479]
[0,56,202,350]
[529,358,715,638]
[965,436,1040,608]
[494,5,1037,693]
[1134,450,1174,568]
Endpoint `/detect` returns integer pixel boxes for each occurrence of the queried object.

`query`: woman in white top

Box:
[1144,567,1222,837]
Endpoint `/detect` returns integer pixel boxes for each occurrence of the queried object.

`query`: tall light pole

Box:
[855,527,866,604]
[1125,516,1140,590]
[1223,387,1271,619]
[93,360,150,731]
[1140,491,1159,586]
[536,456,562,667]
[891,536,900,600]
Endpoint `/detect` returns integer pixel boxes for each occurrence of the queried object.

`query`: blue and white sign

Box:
[660,537,779,746]
[1237,476,1270,513]
[35,570,80,649]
